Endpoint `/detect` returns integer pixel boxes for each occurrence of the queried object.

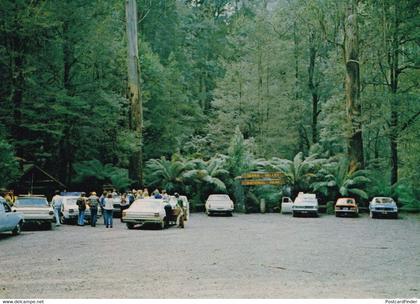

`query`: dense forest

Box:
[0,0,419,211]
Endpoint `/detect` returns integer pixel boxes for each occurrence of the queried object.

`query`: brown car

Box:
[335,198,359,217]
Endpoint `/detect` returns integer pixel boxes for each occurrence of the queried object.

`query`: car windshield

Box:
[209,195,229,200]
[134,200,161,208]
[376,198,394,204]
[15,197,48,206]
[64,198,78,206]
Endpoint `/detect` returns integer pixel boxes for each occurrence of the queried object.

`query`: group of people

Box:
[51,190,118,228]
[50,188,186,229]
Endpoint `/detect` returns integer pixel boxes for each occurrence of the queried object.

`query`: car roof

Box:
[134,198,164,203]
[17,195,47,198]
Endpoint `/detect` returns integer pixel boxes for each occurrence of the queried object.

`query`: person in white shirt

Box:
[103,193,114,228]
[51,190,62,226]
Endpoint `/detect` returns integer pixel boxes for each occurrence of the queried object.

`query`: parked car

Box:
[59,192,101,224]
[369,197,398,219]
[12,195,55,229]
[281,197,293,214]
[335,197,359,217]
[112,194,122,217]
[122,198,167,229]
[0,196,24,236]
[59,195,79,224]
[205,194,234,216]
[292,192,318,217]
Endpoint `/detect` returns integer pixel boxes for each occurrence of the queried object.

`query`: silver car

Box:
[205,194,234,216]
[369,197,398,219]
[12,195,55,229]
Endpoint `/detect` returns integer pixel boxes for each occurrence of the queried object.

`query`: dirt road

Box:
[0,213,419,298]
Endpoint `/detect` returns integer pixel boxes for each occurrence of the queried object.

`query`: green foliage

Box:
[0,138,20,188]
[326,201,335,215]
[0,0,418,208]
[144,156,188,193]
[73,160,131,192]
[312,157,371,201]
[255,152,325,196]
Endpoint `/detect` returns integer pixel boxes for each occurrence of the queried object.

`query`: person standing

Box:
[51,190,62,226]
[99,191,107,225]
[153,189,162,199]
[4,191,14,206]
[104,193,114,228]
[174,193,185,228]
[120,193,129,222]
[87,192,100,227]
[76,193,87,226]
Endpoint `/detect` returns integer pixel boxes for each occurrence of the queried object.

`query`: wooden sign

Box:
[241,172,285,179]
[240,179,285,186]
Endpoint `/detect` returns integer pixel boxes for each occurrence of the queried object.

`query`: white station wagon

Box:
[122,198,168,229]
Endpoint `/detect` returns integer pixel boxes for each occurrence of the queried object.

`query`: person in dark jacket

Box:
[76,193,87,226]
[87,192,100,227]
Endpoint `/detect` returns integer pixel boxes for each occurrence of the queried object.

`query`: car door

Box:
[0,202,7,232]
[3,202,15,230]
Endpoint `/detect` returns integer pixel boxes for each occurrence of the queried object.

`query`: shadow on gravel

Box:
[21,222,54,231]
[125,223,165,230]
[0,233,15,240]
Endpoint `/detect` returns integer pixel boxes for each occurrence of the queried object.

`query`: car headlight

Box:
[49,211,54,215]
[154,212,160,217]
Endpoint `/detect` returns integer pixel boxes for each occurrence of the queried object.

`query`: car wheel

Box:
[126,223,134,229]
[292,212,297,217]
[60,215,66,224]
[12,222,22,236]
[44,222,52,230]
[227,212,233,217]
[370,211,375,219]
[392,213,398,219]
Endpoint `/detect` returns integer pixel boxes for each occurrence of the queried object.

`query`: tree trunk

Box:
[344,1,364,170]
[308,30,319,144]
[126,0,143,187]
[59,20,75,185]
[388,1,400,186]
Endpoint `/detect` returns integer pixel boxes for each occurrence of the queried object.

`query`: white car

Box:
[281,197,293,214]
[292,192,318,217]
[0,197,24,236]
[60,196,79,224]
[59,195,102,224]
[122,198,167,229]
[12,195,55,229]
[369,197,398,219]
[205,194,234,216]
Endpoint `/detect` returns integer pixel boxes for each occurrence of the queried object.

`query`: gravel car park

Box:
[0,213,419,298]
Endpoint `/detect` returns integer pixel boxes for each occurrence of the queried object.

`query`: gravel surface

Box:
[0,213,419,299]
